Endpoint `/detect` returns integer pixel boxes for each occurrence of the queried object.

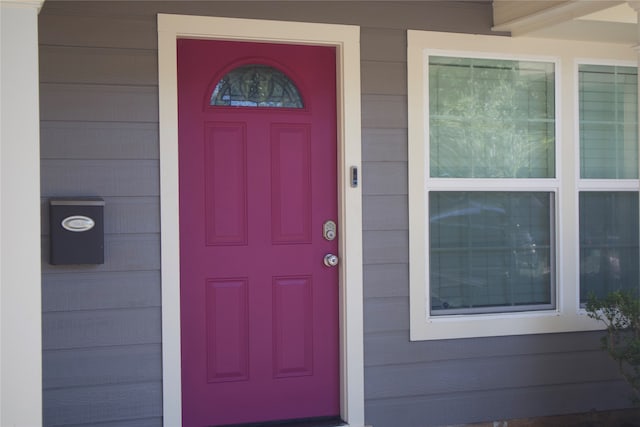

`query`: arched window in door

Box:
[210,64,304,108]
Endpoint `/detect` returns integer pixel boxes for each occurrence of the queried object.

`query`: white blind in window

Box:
[579,64,638,179]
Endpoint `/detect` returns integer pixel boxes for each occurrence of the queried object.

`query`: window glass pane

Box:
[579,192,639,303]
[579,65,638,179]
[429,56,555,178]
[430,191,554,315]
[211,64,304,108]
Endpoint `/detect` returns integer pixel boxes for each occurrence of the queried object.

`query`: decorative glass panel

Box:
[429,191,554,315]
[211,64,304,108]
[429,56,555,178]
[579,192,639,303]
[579,65,638,179]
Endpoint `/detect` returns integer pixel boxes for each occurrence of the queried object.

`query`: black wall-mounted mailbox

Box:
[49,198,105,265]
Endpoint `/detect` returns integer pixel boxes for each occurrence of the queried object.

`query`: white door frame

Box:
[157,14,364,427]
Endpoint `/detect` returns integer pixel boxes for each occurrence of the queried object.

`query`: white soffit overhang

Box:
[492,0,637,45]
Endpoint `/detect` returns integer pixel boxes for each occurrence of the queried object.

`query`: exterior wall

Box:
[39,4,162,425]
[38,1,634,427]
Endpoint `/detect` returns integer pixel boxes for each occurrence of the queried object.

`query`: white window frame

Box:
[575,58,640,308]
[408,30,636,340]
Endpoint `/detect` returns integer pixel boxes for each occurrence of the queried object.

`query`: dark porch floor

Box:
[453,408,640,427]
[214,416,346,427]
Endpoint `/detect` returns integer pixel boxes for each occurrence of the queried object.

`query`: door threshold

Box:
[213,416,346,427]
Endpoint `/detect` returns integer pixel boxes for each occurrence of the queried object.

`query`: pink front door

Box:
[177,39,339,426]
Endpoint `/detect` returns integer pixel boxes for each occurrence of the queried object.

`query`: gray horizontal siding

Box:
[44,382,162,427]
[365,297,408,333]
[361,95,407,128]
[43,307,162,350]
[42,271,160,312]
[361,27,406,62]
[39,14,157,49]
[40,46,158,85]
[43,344,162,389]
[60,419,163,427]
[362,128,408,162]
[363,230,408,265]
[364,297,409,334]
[363,195,407,231]
[362,61,407,95]
[41,159,159,197]
[40,1,498,33]
[362,162,408,196]
[363,263,409,299]
[38,2,630,427]
[365,350,620,399]
[364,331,604,367]
[39,23,161,427]
[39,4,164,427]
[99,197,160,234]
[40,122,159,160]
[40,84,158,122]
[366,381,632,427]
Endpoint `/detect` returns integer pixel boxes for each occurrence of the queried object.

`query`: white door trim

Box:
[157,14,364,427]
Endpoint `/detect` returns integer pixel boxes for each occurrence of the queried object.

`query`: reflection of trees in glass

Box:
[429,57,555,178]
[580,192,639,303]
[429,191,553,314]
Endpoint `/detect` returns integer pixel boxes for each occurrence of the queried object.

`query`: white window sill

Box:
[410,308,604,341]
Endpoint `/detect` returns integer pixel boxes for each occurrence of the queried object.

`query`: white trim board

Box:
[0,1,44,426]
[157,14,364,427]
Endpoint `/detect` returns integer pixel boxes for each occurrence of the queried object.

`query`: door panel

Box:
[271,124,312,244]
[205,122,248,246]
[177,39,339,427]
[272,276,313,378]
[205,278,249,383]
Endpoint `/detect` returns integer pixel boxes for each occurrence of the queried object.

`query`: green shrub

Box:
[586,291,640,404]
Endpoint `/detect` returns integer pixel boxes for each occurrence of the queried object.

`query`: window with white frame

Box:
[578,64,639,304]
[408,30,638,340]
[428,56,556,316]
